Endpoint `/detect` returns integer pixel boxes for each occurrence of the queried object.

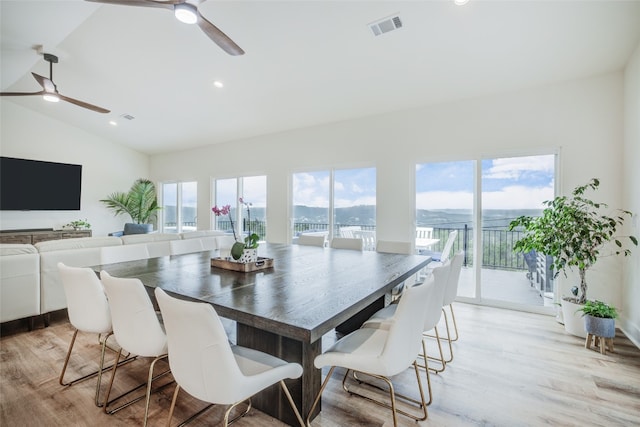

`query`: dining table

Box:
[93,242,431,425]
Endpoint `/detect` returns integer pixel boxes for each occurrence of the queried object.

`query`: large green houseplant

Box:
[508,178,636,335]
[101,178,161,234]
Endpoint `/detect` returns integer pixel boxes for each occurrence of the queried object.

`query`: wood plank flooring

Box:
[1,303,639,426]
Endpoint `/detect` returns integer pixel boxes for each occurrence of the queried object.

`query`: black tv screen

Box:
[0,157,82,210]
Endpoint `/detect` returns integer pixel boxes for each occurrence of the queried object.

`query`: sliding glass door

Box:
[417,153,556,311]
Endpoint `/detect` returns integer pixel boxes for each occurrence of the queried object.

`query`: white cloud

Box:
[483,155,554,180]
[417,184,554,210]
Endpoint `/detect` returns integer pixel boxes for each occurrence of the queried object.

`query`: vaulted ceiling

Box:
[2,0,639,155]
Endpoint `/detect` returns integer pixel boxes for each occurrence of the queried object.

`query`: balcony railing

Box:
[209,220,529,272]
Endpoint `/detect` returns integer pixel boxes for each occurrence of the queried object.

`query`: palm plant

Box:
[508,178,637,304]
[101,178,160,224]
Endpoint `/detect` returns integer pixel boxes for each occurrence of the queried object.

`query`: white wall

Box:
[622,42,640,346]
[0,100,149,237]
[151,71,629,308]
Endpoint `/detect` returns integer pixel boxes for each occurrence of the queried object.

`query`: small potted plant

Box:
[577,300,617,340]
[212,198,260,263]
[508,178,636,337]
[65,219,91,230]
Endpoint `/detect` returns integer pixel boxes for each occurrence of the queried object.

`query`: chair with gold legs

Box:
[100,271,171,427]
[57,263,135,407]
[307,275,437,426]
[435,251,464,363]
[361,261,450,403]
[154,288,305,427]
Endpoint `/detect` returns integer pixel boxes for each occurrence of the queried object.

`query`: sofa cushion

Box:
[121,233,179,258]
[180,230,224,251]
[120,233,179,244]
[35,236,122,253]
[0,244,38,256]
[0,248,40,322]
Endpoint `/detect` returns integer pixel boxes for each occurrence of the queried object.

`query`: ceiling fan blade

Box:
[84,0,175,10]
[32,73,56,92]
[196,11,244,56]
[58,94,111,114]
[0,91,46,97]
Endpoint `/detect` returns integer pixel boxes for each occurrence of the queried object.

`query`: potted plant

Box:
[577,300,617,339]
[212,198,260,262]
[100,178,161,234]
[508,178,637,337]
[64,219,91,230]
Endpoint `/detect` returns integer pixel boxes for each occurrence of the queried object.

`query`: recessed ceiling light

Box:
[454,0,470,5]
[213,80,224,88]
[109,120,117,126]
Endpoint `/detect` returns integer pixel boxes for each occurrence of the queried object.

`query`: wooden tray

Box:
[211,257,274,272]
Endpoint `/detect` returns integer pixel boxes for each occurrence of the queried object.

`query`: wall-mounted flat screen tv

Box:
[0,156,82,211]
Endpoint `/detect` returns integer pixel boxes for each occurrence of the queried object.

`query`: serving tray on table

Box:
[211,257,274,272]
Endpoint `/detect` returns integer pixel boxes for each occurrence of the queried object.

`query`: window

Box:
[416,153,556,310]
[160,181,197,233]
[292,167,376,242]
[213,176,267,241]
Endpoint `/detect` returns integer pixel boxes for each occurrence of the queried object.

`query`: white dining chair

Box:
[438,251,464,363]
[427,230,458,267]
[154,288,305,427]
[307,275,436,426]
[376,240,416,303]
[363,259,452,375]
[338,225,361,238]
[100,271,170,427]
[353,229,376,251]
[297,233,327,247]
[330,237,364,251]
[57,263,132,407]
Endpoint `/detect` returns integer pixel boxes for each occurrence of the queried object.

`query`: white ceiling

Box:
[2,0,640,155]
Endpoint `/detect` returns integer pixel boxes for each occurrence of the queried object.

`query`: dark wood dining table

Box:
[93,242,430,425]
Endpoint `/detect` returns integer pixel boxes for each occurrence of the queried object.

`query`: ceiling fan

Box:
[86,0,244,56]
[0,53,110,114]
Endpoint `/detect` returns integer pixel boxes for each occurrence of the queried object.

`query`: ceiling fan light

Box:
[43,93,60,103]
[174,3,197,24]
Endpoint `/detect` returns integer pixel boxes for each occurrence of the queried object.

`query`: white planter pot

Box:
[560,299,587,338]
[237,248,258,264]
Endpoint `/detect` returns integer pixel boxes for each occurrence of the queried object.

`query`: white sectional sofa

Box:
[0,230,229,326]
[0,244,41,324]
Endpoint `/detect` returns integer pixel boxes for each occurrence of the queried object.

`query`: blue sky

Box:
[416,155,555,209]
[207,154,554,211]
[292,155,554,210]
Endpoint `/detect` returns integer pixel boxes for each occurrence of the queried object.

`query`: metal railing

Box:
[210,219,529,272]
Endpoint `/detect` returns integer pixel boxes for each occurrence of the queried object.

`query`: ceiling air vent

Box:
[120,114,135,121]
[369,15,402,36]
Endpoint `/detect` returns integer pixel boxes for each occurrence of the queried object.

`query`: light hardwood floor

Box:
[1,303,639,426]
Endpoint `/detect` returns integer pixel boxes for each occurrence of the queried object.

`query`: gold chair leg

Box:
[167,384,180,427]
[306,366,336,427]
[441,308,454,363]
[280,380,306,427]
[419,326,446,373]
[59,330,135,407]
[342,365,428,425]
[223,399,251,426]
[167,384,216,427]
[448,303,460,342]
[103,351,172,427]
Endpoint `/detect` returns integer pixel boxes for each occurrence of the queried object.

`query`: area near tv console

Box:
[0,228,92,244]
